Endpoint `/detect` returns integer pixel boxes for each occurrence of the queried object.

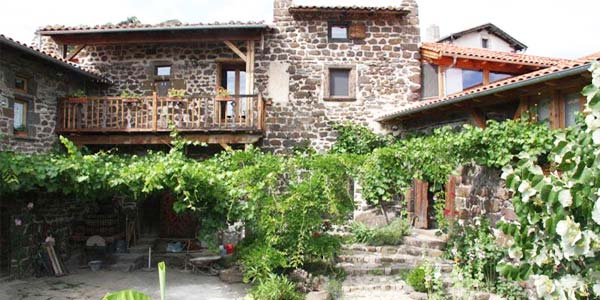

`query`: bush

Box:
[368,218,411,246]
[249,274,303,300]
[350,218,411,246]
[406,266,426,292]
[327,279,343,300]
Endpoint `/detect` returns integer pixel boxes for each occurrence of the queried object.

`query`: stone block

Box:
[306,291,330,300]
[219,267,244,284]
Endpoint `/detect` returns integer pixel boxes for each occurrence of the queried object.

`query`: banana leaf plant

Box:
[101,262,166,300]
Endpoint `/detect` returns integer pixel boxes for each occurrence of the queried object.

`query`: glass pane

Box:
[490,72,511,82]
[330,69,350,97]
[13,102,24,128]
[537,98,551,126]
[330,25,348,40]
[462,69,483,89]
[422,63,439,98]
[156,66,171,76]
[565,93,581,127]
[15,77,26,91]
[445,68,462,95]
[226,71,236,95]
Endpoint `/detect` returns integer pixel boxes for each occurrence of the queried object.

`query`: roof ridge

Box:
[38,20,267,32]
[0,33,107,81]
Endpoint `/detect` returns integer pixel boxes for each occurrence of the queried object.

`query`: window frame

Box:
[481,38,489,49]
[328,22,351,43]
[323,65,356,101]
[14,75,28,94]
[155,65,172,77]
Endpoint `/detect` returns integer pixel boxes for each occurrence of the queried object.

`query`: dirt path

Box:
[0,269,248,300]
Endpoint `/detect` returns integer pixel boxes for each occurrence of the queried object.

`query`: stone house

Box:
[33,0,420,153]
[0,34,107,154]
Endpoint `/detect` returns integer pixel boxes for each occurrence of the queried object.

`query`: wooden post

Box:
[152,92,158,132]
[257,94,264,131]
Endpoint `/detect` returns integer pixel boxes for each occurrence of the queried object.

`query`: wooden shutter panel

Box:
[414,179,429,229]
[445,176,457,224]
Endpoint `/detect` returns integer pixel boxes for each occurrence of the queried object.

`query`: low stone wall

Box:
[453,164,515,225]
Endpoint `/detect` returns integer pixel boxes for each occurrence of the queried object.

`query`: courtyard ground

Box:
[0,268,248,300]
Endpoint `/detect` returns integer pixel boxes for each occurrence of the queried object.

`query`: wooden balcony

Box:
[57,93,266,146]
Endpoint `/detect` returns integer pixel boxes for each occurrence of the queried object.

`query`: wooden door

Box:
[413,179,429,229]
[445,176,457,223]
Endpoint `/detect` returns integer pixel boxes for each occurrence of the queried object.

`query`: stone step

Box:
[402,236,446,250]
[342,275,408,293]
[342,244,445,257]
[337,253,450,265]
[342,289,424,300]
[336,262,453,276]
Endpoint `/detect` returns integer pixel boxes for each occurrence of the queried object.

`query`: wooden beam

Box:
[66,45,86,61]
[514,96,529,120]
[66,133,263,146]
[224,40,247,62]
[219,143,233,152]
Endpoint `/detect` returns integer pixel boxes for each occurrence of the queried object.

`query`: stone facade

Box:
[0,44,89,153]
[37,0,421,153]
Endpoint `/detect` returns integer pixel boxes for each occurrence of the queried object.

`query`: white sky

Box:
[1,0,598,59]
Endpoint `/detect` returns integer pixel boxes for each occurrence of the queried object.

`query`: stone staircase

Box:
[109,236,157,272]
[338,229,453,300]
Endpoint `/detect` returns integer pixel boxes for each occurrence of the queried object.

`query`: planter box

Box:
[215,96,233,102]
[68,97,88,104]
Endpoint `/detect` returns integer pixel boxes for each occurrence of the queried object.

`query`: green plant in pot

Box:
[68,89,88,103]
[13,125,27,137]
[215,85,231,100]
[167,88,185,98]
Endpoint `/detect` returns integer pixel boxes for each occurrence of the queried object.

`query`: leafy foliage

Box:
[350,218,410,246]
[331,122,393,155]
[247,274,303,300]
[497,62,600,299]
[407,265,427,292]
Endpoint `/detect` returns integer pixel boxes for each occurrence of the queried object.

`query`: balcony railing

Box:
[57,93,266,133]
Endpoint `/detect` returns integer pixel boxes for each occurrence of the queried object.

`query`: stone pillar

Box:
[273,0,293,22]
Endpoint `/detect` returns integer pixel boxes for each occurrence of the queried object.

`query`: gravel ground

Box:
[0,268,248,300]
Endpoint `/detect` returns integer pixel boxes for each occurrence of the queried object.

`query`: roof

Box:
[437,23,527,52]
[421,42,577,68]
[377,59,593,122]
[0,34,108,83]
[38,21,268,35]
[289,5,409,14]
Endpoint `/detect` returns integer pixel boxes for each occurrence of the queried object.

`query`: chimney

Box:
[274,0,293,22]
[425,24,440,42]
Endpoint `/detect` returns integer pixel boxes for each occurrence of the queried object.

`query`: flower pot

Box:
[68,97,88,104]
[215,95,233,102]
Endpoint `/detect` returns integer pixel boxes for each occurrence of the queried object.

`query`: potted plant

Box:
[120,91,142,102]
[215,85,232,101]
[13,125,27,137]
[167,88,185,99]
[68,89,88,103]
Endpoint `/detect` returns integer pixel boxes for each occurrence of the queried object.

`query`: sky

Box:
[0,0,598,59]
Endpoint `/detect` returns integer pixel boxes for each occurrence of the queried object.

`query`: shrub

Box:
[406,266,426,292]
[368,218,411,246]
[349,221,374,244]
[327,279,343,300]
[249,274,303,300]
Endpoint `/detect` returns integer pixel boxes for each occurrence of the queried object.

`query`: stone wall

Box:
[453,164,515,225]
[261,0,421,152]
[0,45,87,153]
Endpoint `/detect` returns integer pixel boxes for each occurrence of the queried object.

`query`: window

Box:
[330,69,350,97]
[13,100,27,131]
[422,63,439,98]
[14,76,27,93]
[155,66,171,77]
[325,66,355,100]
[481,38,489,49]
[462,70,483,90]
[328,22,349,42]
[564,93,582,127]
[537,98,552,126]
[219,64,247,118]
[490,72,511,83]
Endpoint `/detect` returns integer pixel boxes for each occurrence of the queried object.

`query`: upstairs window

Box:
[155,66,171,77]
[422,63,439,98]
[325,66,356,100]
[462,70,483,90]
[14,76,28,93]
[329,22,350,42]
[481,38,489,49]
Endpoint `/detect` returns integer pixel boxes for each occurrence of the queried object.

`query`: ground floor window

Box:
[13,99,28,133]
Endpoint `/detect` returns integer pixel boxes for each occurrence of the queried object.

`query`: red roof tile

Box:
[377,59,593,122]
[38,21,267,34]
[0,34,107,82]
[421,42,579,68]
[289,5,409,13]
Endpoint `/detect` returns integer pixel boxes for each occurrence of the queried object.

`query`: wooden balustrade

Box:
[57,93,266,133]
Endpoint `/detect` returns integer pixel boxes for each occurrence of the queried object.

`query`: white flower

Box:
[557,217,584,260]
[593,283,600,297]
[585,111,600,130]
[27,202,34,210]
[532,275,555,298]
[534,248,549,267]
[555,275,586,300]
[501,165,513,180]
[509,247,523,260]
[593,129,600,145]
[593,198,600,225]
[518,180,537,203]
[558,189,573,208]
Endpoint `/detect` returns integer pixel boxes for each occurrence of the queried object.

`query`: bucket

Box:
[88,260,103,272]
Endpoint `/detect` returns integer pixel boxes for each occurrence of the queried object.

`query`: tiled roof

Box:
[0,34,108,82]
[377,59,593,122]
[289,5,409,13]
[421,42,579,67]
[38,21,267,34]
[437,23,527,51]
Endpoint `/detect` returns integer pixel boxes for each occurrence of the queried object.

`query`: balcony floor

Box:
[62,131,263,146]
